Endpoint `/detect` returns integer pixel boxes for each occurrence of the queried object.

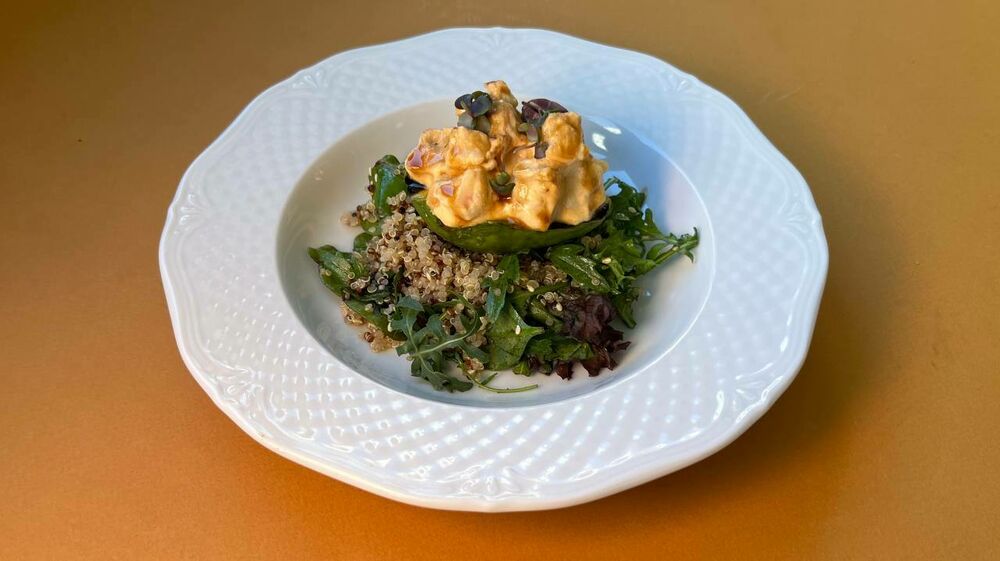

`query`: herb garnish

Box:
[455,91,493,134]
[519,98,568,159]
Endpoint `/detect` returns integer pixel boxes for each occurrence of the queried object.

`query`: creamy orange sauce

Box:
[404,81,608,231]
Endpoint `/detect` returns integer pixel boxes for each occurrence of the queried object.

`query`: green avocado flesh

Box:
[409,192,607,254]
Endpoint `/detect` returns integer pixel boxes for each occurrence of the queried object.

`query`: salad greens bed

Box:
[309,156,698,393]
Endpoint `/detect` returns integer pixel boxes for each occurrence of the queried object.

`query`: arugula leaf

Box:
[308,245,367,296]
[548,245,612,293]
[645,228,700,267]
[611,285,641,329]
[593,178,700,290]
[395,309,474,359]
[369,155,408,216]
[635,208,670,241]
[605,177,646,225]
[486,303,544,370]
[483,254,519,323]
[594,231,652,272]
[388,296,421,338]
[603,178,673,243]
[408,353,467,392]
[388,297,474,392]
[399,315,464,356]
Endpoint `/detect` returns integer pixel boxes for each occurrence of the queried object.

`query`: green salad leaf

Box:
[486,302,544,370]
[308,245,367,296]
[526,333,593,363]
[548,245,612,293]
[526,298,562,331]
[483,254,519,323]
[369,155,408,216]
[343,299,389,333]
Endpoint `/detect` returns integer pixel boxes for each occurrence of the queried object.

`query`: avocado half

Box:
[409,192,607,254]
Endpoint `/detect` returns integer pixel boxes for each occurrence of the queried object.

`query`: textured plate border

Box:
[160,28,828,511]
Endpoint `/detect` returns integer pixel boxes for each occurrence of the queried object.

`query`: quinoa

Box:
[339,193,575,351]
[340,303,399,352]
[348,194,500,306]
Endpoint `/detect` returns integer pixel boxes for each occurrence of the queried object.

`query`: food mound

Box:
[405,81,608,231]
[309,82,698,394]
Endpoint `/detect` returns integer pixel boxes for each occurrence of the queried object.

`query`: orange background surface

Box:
[2,1,998,559]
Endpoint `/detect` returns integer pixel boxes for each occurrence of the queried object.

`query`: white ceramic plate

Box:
[160,28,827,511]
